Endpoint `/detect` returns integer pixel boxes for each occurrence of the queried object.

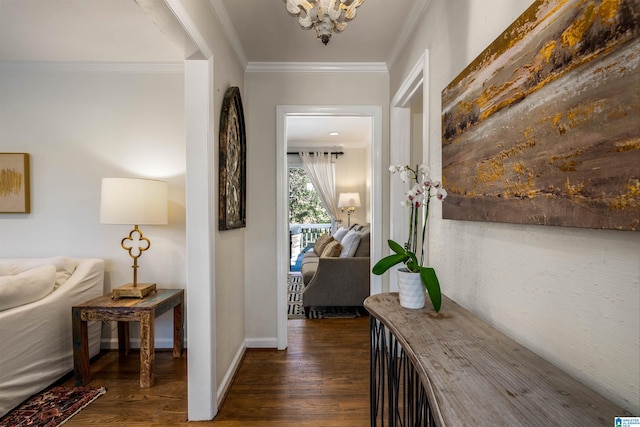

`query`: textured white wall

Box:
[390,0,640,413]
[0,66,186,346]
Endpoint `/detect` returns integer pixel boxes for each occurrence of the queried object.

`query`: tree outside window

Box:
[289,168,330,224]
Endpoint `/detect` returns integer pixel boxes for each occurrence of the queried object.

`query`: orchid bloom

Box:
[373,163,447,313]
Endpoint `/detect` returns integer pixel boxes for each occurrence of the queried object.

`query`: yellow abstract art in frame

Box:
[0,153,30,213]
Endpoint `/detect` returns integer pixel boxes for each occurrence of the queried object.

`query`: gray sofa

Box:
[300,224,371,317]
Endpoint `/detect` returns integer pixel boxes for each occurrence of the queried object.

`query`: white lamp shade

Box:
[338,192,361,208]
[100,178,168,225]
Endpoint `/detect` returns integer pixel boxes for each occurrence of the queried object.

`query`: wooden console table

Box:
[365,293,631,426]
[72,289,184,388]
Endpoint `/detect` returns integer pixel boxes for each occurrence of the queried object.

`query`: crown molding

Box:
[0,62,184,73]
[386,0,432,67]
[245,62,388,73]
[208,0,248,68]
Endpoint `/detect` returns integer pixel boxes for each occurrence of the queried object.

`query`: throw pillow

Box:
[321,240,343,257]
[332,227,349,242]
[354,231,370,257]
[313,234,334,255]
[0,264,56,311]
[339,229,361,257]
[0,256,77,288]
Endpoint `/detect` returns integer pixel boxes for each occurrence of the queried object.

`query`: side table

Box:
[72,289,184,388]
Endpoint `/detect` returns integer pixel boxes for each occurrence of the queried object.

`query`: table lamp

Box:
[100,177,168,299]
[338,192,361,228]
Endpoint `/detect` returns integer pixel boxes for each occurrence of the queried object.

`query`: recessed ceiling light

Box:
[329,132,340,136]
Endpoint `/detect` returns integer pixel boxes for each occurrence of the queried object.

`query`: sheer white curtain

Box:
[299,152,341,223]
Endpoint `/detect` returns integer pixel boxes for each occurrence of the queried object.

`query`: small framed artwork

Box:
[219,86,247,230]
[0,153,30,213]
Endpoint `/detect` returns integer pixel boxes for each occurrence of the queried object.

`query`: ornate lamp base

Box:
[112,283,157,299]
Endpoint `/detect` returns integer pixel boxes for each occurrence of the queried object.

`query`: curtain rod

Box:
[287,151,344,158]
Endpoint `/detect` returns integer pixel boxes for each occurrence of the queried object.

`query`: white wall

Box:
[0,65,186,347]
[389,0,640,413]
[336,146,369,227]
[244,71,389,342]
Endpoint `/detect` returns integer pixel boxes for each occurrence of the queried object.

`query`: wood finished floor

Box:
[61,315,370,426]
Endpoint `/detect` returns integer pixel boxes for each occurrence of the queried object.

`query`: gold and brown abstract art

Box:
[442,0,639,230]
[0,153,30,213]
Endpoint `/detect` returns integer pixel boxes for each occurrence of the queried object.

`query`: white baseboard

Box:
[216,342,246,408]
[245,337,278,348]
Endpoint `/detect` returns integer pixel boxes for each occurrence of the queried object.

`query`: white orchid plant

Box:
[372,164,447,312]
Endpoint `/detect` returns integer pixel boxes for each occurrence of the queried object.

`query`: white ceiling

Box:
[219,0,420,64]
[0,0,425,148]
[0,0,184,62]
[287,116,372,151]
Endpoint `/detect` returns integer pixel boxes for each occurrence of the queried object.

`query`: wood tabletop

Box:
[74,289,183,310]
[365,293,631,426]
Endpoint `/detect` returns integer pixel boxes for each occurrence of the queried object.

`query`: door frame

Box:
[388,50,430,290]
[276,105,383,349]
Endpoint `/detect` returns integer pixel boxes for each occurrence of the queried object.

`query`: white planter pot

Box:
[397,268,425,309]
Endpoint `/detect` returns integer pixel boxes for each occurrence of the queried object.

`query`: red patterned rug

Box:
[0,386,106,427]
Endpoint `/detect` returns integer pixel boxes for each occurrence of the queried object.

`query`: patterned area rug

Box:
[288,273,305,319]
[307,306,361,319]
[0,386,106,427]
[288,273,361,319]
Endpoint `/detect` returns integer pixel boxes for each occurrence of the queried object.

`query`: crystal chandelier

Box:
[284,0,366,45]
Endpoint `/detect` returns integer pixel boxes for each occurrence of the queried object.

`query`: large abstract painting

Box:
[442,0,639,230]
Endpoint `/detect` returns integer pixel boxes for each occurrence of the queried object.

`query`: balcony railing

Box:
[290,223,332,266]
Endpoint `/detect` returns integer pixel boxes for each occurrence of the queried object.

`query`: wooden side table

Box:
[72,289,184,388]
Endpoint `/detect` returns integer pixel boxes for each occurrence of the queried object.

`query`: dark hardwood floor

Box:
[61,315,370,426]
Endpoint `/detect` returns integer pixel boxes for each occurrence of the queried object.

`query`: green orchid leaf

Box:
[408,252,419,269]
[372,253,409,275]
[388,240,406,255]
[420,267,442,313]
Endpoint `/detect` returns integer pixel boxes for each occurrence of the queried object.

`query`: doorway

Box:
[389,50,430,291]
[276,105,383,350]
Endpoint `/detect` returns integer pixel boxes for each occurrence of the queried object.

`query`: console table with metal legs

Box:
[365,293,630,427]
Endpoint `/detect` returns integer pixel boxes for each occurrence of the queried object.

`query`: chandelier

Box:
[284,0,366,45]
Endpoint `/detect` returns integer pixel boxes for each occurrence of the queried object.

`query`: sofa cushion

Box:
[301,255,319,284]
[302,248,319,261]
[340,229,361,257]
[321,240,343,257]
[0,265,56,311]
[354,231,370,257]
[332,226,349,242]
[313,234,334,256]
